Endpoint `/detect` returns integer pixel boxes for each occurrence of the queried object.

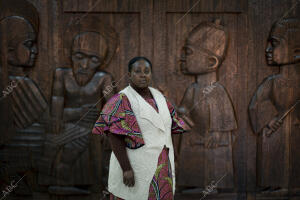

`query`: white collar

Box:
[127,84,167,132]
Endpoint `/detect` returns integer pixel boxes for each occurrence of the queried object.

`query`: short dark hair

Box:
[128,56,152,72]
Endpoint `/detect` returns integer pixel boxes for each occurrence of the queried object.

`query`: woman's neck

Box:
[130,83,152,98]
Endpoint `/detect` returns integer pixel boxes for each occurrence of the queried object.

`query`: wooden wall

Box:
[0,0,299,199]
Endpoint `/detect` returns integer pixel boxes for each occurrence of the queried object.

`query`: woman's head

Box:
[128,56,152,89]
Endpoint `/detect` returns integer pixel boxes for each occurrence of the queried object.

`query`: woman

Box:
[92,56,189,200]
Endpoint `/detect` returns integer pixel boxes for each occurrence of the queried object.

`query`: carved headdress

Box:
[0,0,39,32]
[64,15,118,70]
[187,19,229,62]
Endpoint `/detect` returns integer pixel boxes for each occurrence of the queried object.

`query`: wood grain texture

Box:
[0,0,300,199]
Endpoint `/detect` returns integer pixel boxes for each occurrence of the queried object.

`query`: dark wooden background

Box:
[0,0,299,199]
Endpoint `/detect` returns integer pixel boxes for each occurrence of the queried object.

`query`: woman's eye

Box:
[91,56,100,63]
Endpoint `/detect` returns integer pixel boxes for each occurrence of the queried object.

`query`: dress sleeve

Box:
[165,98,190,134]
[92,93,145,149]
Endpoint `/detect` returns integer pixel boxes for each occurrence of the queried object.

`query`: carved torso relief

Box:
[177,19,237,189]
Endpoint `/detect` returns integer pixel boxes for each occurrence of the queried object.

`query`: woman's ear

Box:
[208,55,219,69]
[128,71,131,79]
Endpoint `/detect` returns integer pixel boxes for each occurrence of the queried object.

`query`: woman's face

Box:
[128,59,152,89]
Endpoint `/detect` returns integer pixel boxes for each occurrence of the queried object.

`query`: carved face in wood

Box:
[128,59,152,89]
[71,32,108,86]
[266,18,300,66]
[0,16,38,67]
[180,20,228,75]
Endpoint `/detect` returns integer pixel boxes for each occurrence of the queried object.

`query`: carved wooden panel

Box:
[0,0,300,200]
[0,1,49,198]
[38,16,118,197]
[152,1,246,198]
[249,17,300,199]
[173,17,238,190]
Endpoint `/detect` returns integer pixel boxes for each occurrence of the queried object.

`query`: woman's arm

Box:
[108,133,135,187]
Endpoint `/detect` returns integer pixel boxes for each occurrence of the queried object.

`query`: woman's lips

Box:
[140,80,147,84]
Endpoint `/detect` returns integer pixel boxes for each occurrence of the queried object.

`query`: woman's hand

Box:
[123,169,135,187]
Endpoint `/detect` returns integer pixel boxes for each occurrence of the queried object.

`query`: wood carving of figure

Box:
[177,19,237,191]
[249,18,300,194]
[0,16,47,129]
[0,0,47,195]
[39,31,116,194]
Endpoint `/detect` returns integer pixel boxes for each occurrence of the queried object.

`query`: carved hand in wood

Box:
[264,116,283,137]
[204,133,221,149]
[80,104,100,123]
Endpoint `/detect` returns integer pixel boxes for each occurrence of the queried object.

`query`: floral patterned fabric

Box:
[92,92,188,149]
[148,146,173,200]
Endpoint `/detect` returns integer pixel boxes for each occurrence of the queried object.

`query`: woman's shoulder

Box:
[106,92,129,104]
[148,86,174,109]
[102,92,131,114]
